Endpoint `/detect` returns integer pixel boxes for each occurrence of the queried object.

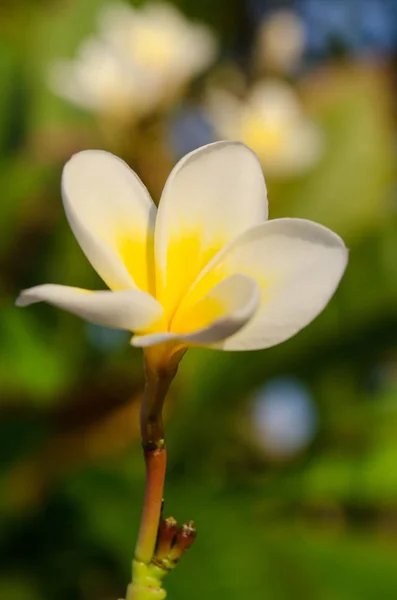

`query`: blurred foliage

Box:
[1,0,397,599]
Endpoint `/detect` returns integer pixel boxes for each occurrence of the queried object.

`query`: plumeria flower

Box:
[206,81,324,177]
[16,142,347,368]
[49,1,217,119]
[99,2,217,85]
[49,37,158,118]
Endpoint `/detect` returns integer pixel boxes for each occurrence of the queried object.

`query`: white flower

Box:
[48,2,217,118]
[99,2,217,83]
[255,10,306,74]
[17,142,347,366]
[49,38,155,118]
[206,81,324,177]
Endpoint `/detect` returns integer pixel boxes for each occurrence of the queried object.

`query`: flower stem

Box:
[135,358,175,564]
[126,349,187,600]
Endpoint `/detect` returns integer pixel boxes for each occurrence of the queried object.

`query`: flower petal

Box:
[16,284,163,332]
[62,150,156,293]
[176,218,348,351]
[132,273,259,347]
[154,141,268,319]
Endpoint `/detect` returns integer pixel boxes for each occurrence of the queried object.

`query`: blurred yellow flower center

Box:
[131,27,176,70]
[242,113,287,157]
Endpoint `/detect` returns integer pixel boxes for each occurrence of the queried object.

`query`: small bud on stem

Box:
[168,521,197,563]
[155,517,178,560]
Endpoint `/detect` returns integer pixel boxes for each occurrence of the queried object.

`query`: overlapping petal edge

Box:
[16,141,348,353]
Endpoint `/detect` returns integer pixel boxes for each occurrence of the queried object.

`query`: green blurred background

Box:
[1,0,397,598]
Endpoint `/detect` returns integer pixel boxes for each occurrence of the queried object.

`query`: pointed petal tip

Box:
[15,294,25,307]
[14,284,164,334]
[130,332,175,348]
[15,290,34,308]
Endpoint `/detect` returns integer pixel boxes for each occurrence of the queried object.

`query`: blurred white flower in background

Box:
[49,2,217,119]
[207,80,324,177]
[100,2,217,86]
[255,10,306,74]
[49,38,157,118]
[251,377,318,459]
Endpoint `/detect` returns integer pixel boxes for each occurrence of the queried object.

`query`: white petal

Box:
[132,273,259,347]
[154,141,268,317]
[177,218,348,351]
[48,61,97,110]
[62,150,156,293]
[16,284,163,332]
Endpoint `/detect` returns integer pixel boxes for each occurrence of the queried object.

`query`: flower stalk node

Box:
[142,439,166,453]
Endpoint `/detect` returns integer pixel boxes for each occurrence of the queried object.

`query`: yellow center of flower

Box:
[131,27,176,70]
[118,233,155,295]
[117,226,229,335]
[171,294,226,334]
[241,112,288,159]
[156,228,226,327]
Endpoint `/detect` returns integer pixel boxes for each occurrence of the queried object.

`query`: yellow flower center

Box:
[130,27,176,71]
[156,228,226,327]
[118,232,156,295]
[241,112,288,160]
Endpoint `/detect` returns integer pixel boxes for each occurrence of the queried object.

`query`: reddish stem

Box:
[134,357,176,565]
[135,444,167,564]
